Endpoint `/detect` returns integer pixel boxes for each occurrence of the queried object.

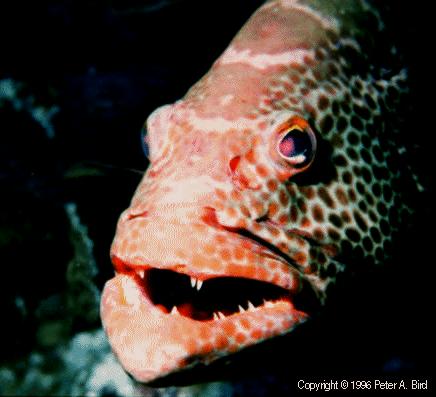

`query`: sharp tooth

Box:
[218,311,226,319]
[170,306,179,315]
[190,277,197,288]
[238,305,245,313]
[213,312,219,321]
[196,279,203,291]
[265,301,274,308]
[137,270,145,278]
[247,301,256,311]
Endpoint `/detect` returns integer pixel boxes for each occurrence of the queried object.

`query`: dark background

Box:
[0,0,434,395]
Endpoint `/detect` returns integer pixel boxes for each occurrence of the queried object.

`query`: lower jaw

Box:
[100,274,308,383]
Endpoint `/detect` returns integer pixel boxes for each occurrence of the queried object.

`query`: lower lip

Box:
[100,273,308,383]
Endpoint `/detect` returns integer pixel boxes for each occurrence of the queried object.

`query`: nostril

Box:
[201,207,221,228]
[229,156,241,173]
[229,155,260,190]
[127,211,148,221]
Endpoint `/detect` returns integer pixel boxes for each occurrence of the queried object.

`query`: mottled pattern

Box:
[101,0,418,383]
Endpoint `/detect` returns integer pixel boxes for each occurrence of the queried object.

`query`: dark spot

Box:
[341,102,351,115]
[353,245,364,261]
[335,187,348,205]
[351,86,362,99]
[328,228,341,241]
[347,188,357,202]
[353,104,371,120]
[361,134,371,148]
[312,205,324,222]
[360,148,372,164]
[299,186,315,199]
[305,78,317,89]
[353,210,368,231]
[375,247,384,262]
[352,164,361,175]
[341,240,353,257]
[346,147,358,161]
[304,103,317,119]
[290,205,298,222]
[342,171,352,184]
[345,227,361,242]
[313,69,323,81]
[356,181,365,195]
[313,228,325,241]
[376,201,387,216]
[374,81,385,93]
[368,210,378,223]
[315,48,325,61]
[318,187,335,208]
[329,214,343,228]
[369,227,381,243]
[362,236,373,251]
[297,197,308,213]
[320,115,333,133]
[347,131,359,145]
[327,62,339,77]
[333,154,347,167]
[372,183,381,196]
[309,247,317,260]
[351,115,364,130]
[336,116,348,133]
[364,93,377,110]
[361,167,372,184]
[287,184,296,196]
[290,73,300,84]
[341,210,351,223]
[365,193,375,206]
[318,95,329,111]
[358,200,367,212]
[331,134,344,148]
[377,97,387,112]
[380,219,391,236]
[372,145,383,162]
[326,262,337,277]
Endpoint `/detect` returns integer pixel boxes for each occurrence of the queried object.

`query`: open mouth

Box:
[141,268,292,321]
[102,223,319,383]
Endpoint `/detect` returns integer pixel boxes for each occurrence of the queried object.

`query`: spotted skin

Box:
[101,0,417,383]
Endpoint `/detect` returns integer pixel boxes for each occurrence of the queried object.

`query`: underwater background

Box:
[0,1,434,396]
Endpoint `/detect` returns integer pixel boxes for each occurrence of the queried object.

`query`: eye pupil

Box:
[278,128,314,167]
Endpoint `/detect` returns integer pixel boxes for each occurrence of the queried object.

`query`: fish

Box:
[100,0,420,383]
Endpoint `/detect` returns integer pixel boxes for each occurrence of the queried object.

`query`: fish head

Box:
[101,0,413,384]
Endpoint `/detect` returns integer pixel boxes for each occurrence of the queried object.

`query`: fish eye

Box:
[277,119,316,168]
[141,126,150,160]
